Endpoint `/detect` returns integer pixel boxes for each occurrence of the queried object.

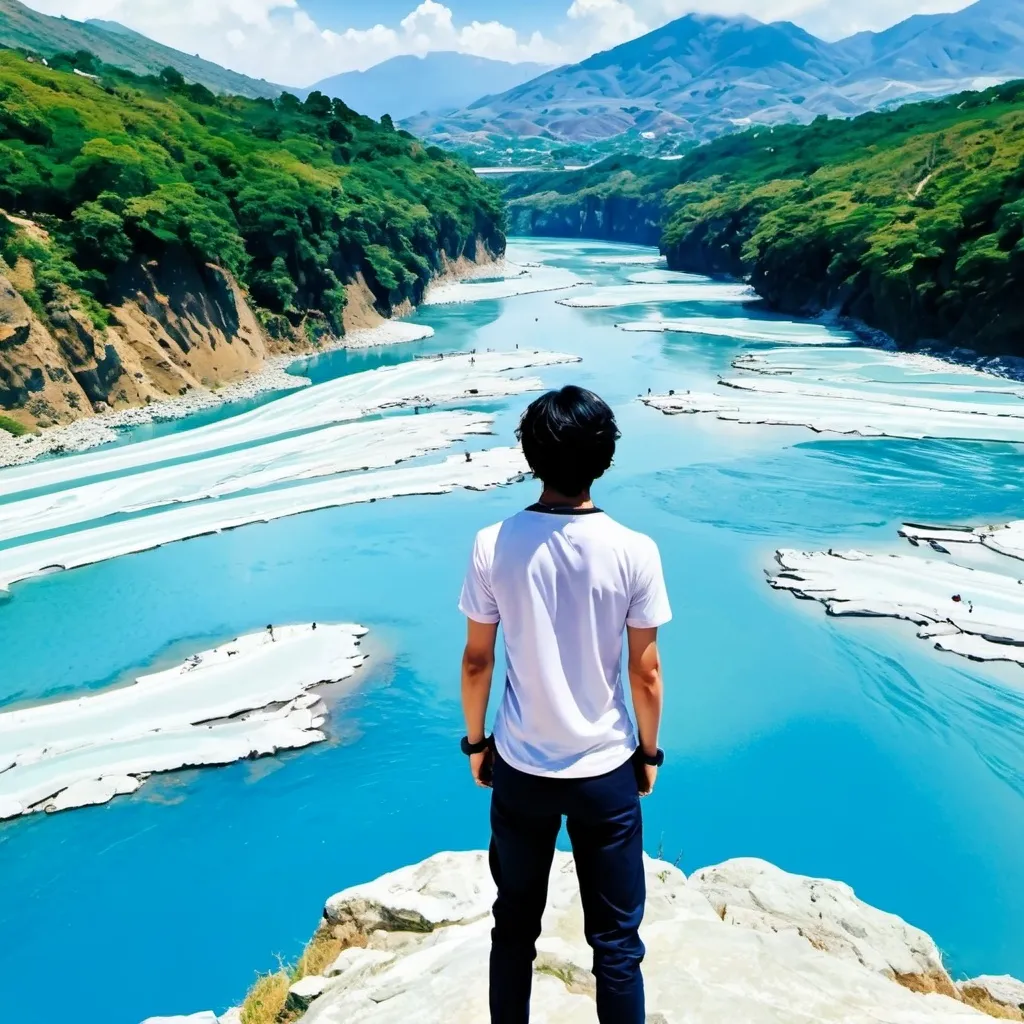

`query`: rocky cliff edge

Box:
[146,852,1024,1024]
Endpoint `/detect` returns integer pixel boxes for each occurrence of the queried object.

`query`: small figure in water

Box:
[647,388,651,395]
[952,594,962,603]
[312,622,317,631]
[465,451,472,463]
[668,389,675,396]
[470,356,475,365]
[266,623,275,642]
[516,343,519,349]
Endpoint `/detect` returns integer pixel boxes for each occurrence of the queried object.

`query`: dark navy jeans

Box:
[488,752,646,1024]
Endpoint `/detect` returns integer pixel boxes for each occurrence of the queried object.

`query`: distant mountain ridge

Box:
[0,0,280,98]
[301,52,555,121]
[410,0,1024,152]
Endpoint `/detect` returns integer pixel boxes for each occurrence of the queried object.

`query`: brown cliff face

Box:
[0,249,279,431]
[0,235,498,433]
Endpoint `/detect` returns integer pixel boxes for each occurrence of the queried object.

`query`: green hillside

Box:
[508,81,1024,356]
[0,49,504,336]
[0,0,280,98]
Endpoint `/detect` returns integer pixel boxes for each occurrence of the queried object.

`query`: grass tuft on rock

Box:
[239,924,364,1024]
[0,414,29,436]
[960,986,1024,1022]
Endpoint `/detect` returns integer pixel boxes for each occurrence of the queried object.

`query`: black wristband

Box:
[461,735,491,756]
[637,747,664,767]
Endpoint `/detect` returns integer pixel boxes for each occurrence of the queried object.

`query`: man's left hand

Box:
[470,747,494,788]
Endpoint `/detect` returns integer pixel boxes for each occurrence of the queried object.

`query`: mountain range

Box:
[0,0,279,97]
[407,0,1024,151]
[300,52,555,121]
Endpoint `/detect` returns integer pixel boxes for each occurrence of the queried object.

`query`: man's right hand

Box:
[637,762,657,797]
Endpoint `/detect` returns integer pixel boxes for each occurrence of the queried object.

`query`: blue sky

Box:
[29,0,978,86]
[302,0,563,35]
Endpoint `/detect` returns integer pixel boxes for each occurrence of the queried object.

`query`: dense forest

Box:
[0,48,505,339]
[507,80,1024,355]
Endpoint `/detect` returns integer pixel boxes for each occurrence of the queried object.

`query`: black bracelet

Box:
[637,747,665,767]
[461,735,491,756]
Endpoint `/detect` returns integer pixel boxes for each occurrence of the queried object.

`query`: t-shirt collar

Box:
[525,503,605,516]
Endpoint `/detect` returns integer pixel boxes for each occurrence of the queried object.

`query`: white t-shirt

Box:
[459,506,672,779]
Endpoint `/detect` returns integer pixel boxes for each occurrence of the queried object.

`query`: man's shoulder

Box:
[473,519,504,549]
[596,514,660,557]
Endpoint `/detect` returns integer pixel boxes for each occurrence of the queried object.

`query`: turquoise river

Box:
[0,239,1021,1023]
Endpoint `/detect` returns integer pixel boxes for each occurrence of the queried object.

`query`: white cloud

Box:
[21,0,983,87]
[568,0,650,52]
[638,0,977,40]
[23,0,567,84]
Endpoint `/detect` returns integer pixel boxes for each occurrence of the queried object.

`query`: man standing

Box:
[459,386,671,1024]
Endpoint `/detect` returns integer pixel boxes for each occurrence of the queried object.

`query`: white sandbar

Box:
[589,254,664,266]
[0,350,574,499]
[0,448,528,594]
[0,411,493,544]
[557,282,759,308]
[618,318,854,345]
[769,547,1024,667]
[900,521,1024,563]
[644,377,1024,442]
[343,322,435,349]
[735,348,1024,389]
[0,623,367,819]
[422,265,584,305]
[626,270,713,284]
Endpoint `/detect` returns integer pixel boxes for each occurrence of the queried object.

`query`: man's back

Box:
[461,506,670,778]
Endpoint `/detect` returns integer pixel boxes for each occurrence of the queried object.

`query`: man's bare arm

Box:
[627,625,664,795]
[462,618,498,785]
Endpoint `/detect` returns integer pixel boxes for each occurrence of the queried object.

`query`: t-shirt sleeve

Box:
[627,539,672,629]
[458,530,500,624]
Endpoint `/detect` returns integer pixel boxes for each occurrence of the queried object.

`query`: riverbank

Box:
[147,851,1024,1023]
[0,294,461,469]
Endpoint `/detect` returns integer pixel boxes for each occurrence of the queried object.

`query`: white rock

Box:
[689,858,950,985]
[287,974,331,1010]
[0,624,366,818]
[0,448,529,595]
[325,947,396,978]
[217,1009,242,1024]
[960,975,1024,1010]
[297,851,982,1023]
[324,850,495,932]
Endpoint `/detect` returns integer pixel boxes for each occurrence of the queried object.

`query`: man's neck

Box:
[538,488,595,510]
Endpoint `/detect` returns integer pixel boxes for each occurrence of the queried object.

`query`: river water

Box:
[0,239,1021,1023]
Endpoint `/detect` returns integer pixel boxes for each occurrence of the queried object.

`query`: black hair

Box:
[516,386,620,497]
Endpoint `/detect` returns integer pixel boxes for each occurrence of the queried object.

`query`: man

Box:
[459,385,671,1024]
